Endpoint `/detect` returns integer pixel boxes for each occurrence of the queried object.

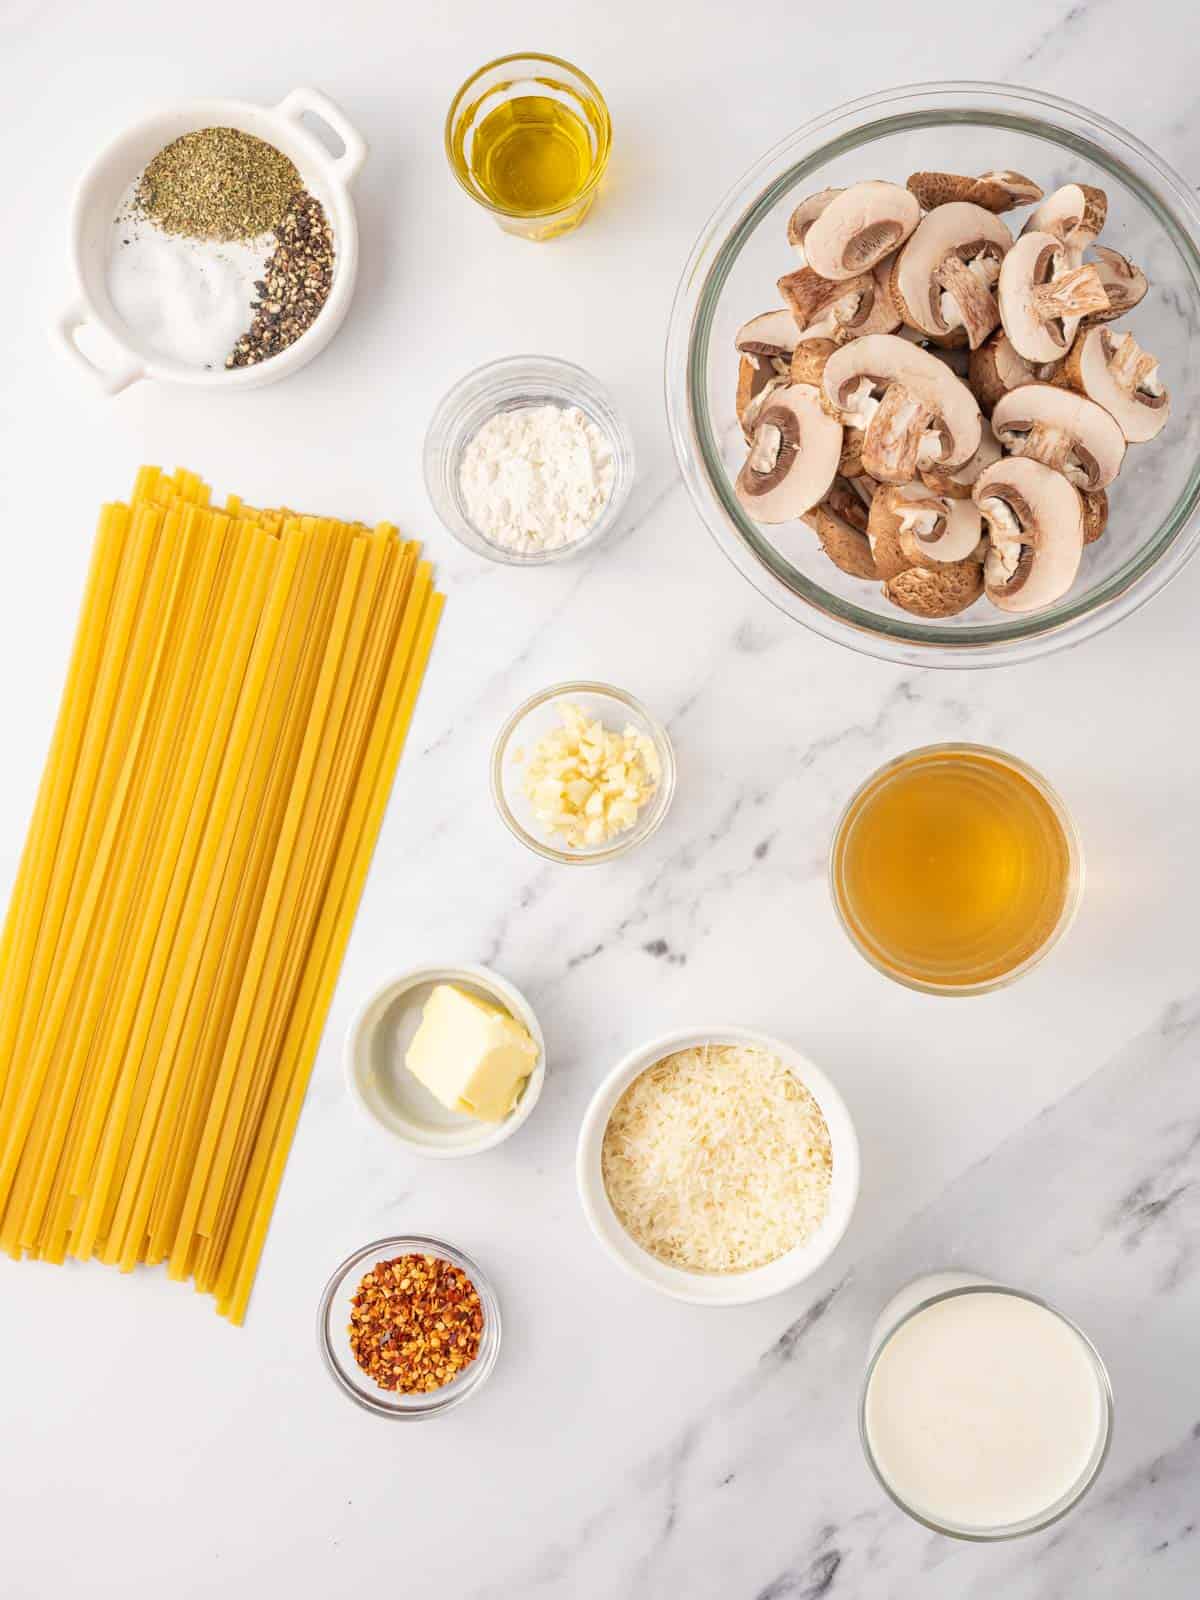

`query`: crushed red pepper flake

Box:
[348,1253,483,1394]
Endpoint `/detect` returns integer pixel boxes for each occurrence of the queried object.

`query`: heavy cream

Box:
[863,1278,1108,1532]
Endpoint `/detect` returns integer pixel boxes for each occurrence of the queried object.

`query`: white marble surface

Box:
[1,3,1198,1596]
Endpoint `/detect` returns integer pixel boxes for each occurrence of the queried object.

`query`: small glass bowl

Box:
[829,743,1084,997]
[491,681,676,865]
[445,52,612,241]
[317,1235,501,1419]
[859,1279,1113,1540]
[423,355,634,566]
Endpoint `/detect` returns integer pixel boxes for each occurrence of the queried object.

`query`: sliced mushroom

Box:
[919,419,1002,497]
[735,384,843,523]
[735,314,795,437]
[821,333,982,485]
[869,483,983,579]
[991,383,1126,489]
[1061,326,1169,443]
[824,474,872,534]
[790,338,836,387]
[884,559,984,618]
[814,513,877,578]
[862,383,937,482]
[998,232,1110,363]
[891,202,1013,349]
[975,170,1045,210]
[972,457,1084,612]
[1082,488,1108,544]
[848,473,880,509]
[866,484,919,580]
[786,188,842,261]
[803,181,921,281]
[736,354,765,435]
[811,477,877,578]
[907,169,1043,215]
[1024,183,1108,253]
[777,267,878,344]
[737,362,789,441]
[853,259,904,338]
[899,493,983,568]
[838,425,866,479]
[736,310,799,361]
[1084,246,1149,323]
[967,329,1036,413]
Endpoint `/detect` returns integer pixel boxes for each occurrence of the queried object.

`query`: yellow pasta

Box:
[0,508,128,1111]
[163,519,347,1277]
[15,509,225,1250]
[220,581,443,1322]
[0,469,442,1317]
[196,536,404,1289]
[0,506,150,1147]
[68,527,272,1261]
[191,540,371,1240]
[208,559,432,1298]
[0,507,176,1229]
[95,528,311,1267]
[66,517,249,1204]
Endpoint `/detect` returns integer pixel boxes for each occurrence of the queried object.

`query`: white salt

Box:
[105,178,270,370]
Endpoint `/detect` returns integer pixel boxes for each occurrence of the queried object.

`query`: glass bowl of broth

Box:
[829,743,1083,994]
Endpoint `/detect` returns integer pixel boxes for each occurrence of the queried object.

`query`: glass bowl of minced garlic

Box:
[491,682,676,864]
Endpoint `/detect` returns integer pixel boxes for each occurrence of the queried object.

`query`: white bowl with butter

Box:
[345,965,545,1158]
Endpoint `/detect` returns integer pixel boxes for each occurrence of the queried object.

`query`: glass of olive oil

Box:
[446,53,611,241]
[830,744,1082,995]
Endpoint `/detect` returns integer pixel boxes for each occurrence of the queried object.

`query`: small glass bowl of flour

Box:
[424,357,634,564]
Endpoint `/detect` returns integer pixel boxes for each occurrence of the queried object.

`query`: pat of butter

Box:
[404,983,538,1123]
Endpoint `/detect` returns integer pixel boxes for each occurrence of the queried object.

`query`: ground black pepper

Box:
[226,192,335,368]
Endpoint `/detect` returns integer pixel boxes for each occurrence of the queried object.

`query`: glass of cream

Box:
[860,1274,1113,1540]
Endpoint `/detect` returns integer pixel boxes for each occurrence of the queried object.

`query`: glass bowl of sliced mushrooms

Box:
[665,81,1200,667]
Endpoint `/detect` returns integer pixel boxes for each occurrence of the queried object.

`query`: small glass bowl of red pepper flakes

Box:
[318,1236,501,1418]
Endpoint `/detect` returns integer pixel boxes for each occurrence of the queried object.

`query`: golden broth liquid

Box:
[466,94,594,215]
[832,747,1075,990]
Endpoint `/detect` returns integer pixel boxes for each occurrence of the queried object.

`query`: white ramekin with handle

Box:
[53,87,366,395]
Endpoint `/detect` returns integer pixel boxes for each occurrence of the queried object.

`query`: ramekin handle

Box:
[276,88,369,184]
[51,302,145,396]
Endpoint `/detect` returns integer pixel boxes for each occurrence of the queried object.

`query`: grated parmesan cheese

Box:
[601,1043,833,1274]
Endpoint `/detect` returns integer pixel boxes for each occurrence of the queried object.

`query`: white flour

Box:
[106,178,270,370]
[458,403,615,555]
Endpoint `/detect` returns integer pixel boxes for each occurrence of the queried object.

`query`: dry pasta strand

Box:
[0,470,442,1317]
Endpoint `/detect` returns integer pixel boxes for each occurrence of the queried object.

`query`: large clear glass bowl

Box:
[665,82,1200,668]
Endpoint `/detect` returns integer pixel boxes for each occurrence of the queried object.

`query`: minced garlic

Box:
[520,701,660,849]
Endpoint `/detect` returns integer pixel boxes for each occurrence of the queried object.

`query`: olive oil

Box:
[448,56,611,241]
[831,746,1077,991]
[467,95,593,215]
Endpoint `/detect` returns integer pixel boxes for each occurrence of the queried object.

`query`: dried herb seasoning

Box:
[348,1254,484,1394]
[136,127,300,243]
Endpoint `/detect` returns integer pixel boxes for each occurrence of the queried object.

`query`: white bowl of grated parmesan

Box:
[576,1028,859,1304]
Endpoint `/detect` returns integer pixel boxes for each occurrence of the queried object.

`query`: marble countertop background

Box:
[1,2,1197,1596]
